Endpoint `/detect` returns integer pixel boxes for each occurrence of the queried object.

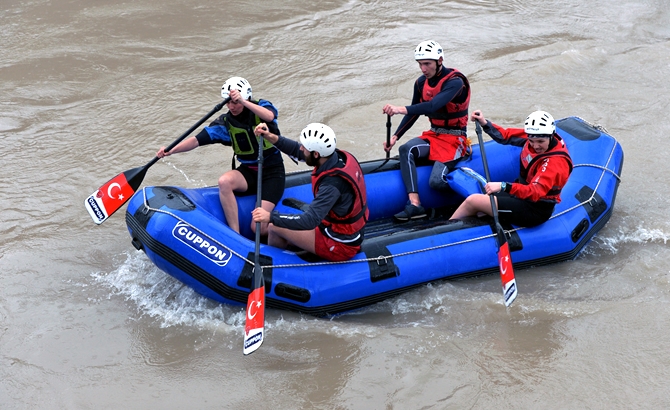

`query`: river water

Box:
[2,0,670,408]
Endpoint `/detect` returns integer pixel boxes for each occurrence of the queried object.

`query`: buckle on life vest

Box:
[430,126,467,136]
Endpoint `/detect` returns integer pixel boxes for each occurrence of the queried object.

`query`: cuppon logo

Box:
[172,222,233,266]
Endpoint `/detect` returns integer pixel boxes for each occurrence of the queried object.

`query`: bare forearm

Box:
[243,100,275,122]
[157,136,199,157]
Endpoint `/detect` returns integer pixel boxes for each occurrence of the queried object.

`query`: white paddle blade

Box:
[84,190,109,225]
[503,278,517,307]
[243,286,265,355]
[243,327,264,355]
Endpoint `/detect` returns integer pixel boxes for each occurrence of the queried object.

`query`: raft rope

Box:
[141,187,491,269]
[140,118,623,270]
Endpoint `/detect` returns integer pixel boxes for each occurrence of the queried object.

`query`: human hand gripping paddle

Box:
[475,122,518,307]
[84,97,231,225]
[243,129,266,355]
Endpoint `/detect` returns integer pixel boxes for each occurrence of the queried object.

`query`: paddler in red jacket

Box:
[450,110,573,227]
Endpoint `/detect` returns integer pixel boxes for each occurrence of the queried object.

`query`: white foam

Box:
[591,225,670,254]
[90,252,382,338]
[91,251,241,331]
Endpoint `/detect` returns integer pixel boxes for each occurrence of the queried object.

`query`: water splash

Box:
[89,251,379,337]
[591,225,670,254]
[91,251,243,331]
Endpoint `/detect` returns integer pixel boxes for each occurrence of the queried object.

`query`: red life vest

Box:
[519,135,573,202]
[311,150,368,235]
[421,68,471,129]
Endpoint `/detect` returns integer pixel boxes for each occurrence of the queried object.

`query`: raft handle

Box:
[131,237,144,251]
[571,219,590,243]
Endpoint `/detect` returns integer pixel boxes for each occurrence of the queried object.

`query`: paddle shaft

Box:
[145,97,231,170]
[253,134,264,287]
[129,98,231,190]
[243,132,266,355]
[369,115,393,174]
[475,122,504,244]
[475,121,517,307]
[85,97,231,225]
[386,114,391,160]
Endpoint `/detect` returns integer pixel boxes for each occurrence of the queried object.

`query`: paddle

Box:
[84,97,231,225]
[243,133,266,355]
[475,122,518,307]
[370,114,393,174]
[386,114,391,160]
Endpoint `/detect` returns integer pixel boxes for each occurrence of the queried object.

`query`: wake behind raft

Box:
[125,117,623,316]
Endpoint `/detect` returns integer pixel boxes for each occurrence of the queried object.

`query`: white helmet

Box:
[524,110,555,135]
[221,76,252,100]
[300,123,336,157]
[414,40,443,61]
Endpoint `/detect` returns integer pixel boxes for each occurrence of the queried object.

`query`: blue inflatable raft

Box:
[125,117,624,315]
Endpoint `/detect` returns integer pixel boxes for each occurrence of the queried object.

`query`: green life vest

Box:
[224,102,276,158]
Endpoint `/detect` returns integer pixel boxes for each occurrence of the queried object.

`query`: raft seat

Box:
[445,167,486,199]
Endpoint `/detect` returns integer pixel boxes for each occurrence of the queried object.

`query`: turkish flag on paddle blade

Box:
[84,171,137,225]
[498,242,517,306]
[243,286,265,355]
[98,173,136,217]
[85,165,150,224]
[498,242,514,284]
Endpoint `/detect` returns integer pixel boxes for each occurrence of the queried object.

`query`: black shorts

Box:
[236,162,286,205]
[494,192,555,227]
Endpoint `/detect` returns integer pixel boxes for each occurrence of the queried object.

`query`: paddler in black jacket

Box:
[251,123,368,262]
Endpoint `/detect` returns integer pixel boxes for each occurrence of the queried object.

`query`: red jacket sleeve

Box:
[509,156,571,202]
[486,123,527,147]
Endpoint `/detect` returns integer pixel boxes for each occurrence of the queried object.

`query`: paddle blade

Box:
[84,165,148,225]
[498,242,517,307]
[243,284,265,355]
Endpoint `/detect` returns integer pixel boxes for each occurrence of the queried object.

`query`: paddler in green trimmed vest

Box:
[156,76,285,235]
